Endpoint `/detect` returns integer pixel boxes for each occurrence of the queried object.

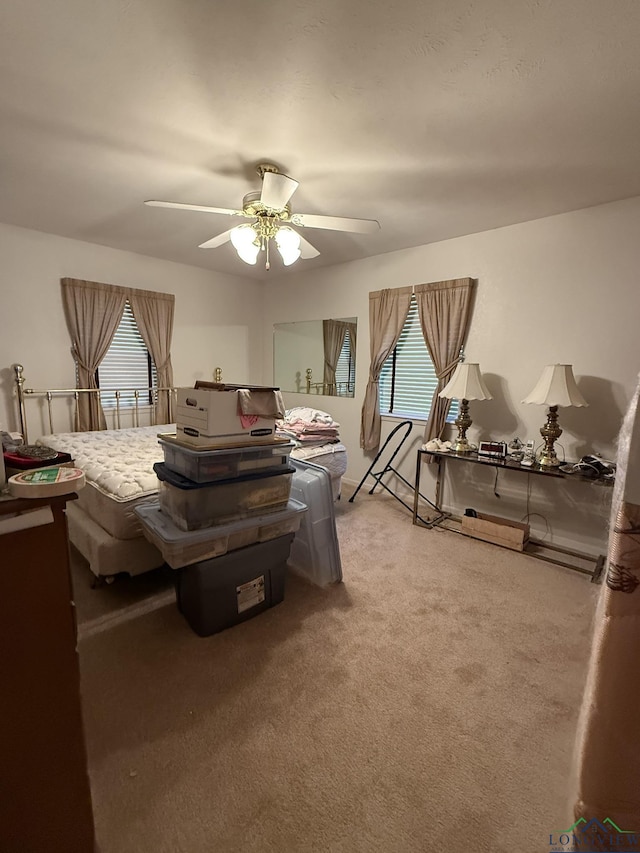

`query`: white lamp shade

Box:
[438,363,492,401]
[522,364,588,407]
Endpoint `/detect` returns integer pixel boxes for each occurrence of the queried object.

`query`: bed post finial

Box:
[12,364,28,442]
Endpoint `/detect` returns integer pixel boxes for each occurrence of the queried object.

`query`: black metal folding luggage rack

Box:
[348,420,443,527]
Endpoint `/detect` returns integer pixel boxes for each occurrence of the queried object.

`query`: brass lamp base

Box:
[538,404,562,468]
[453,398,474,453]
[537,448,561,468]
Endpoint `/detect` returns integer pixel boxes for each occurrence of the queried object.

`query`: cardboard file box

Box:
[176,387,276,447]
[461,512,530,552]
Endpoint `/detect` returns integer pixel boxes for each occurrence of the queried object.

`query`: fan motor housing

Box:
[242,191,290,221]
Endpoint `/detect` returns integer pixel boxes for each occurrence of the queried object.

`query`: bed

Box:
[11,365,347,581]
[36,425,172,580]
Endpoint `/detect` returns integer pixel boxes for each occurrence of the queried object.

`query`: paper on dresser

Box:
[0,506,54,535]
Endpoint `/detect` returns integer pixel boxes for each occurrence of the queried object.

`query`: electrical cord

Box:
[519,471,551,541]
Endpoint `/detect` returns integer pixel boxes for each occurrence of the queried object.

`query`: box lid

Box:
[158,434,295,456]
[135,498,307,546]
[154,461,295,490]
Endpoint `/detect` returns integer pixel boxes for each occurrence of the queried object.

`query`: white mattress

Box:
[290,442,347,478]
[38,425,172,539]
[75,487,160,539]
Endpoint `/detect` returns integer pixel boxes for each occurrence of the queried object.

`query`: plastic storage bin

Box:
[289,459,342,585]
[134,498,307,568]
[158,436,295,483]
[176,533,295,636]
[154,462,294,531]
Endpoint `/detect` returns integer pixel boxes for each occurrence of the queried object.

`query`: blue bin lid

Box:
[154,461,295,490]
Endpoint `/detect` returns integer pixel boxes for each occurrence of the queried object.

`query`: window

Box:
[97,301,157,407]
[379,295,458,421]
[334,329,355,396]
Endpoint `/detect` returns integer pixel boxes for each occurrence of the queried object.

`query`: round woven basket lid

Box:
[15,444,58,461]
[8,467,85,498]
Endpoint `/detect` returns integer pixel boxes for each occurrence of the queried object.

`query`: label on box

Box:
[236,575,266,613]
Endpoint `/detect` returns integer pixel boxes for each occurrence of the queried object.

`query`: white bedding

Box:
[39,425,172,501]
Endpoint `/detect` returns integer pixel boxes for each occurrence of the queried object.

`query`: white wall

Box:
[3,196,637,556]
[263,196,640,554]
[0,223,265,434]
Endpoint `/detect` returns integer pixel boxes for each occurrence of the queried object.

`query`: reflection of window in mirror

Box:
[334,328,355,395]
[274,318,357,397]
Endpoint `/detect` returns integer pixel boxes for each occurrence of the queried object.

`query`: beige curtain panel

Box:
[415,278,475,445]
[129,288,175,424]
[360,286,412,451]
[61,278,127,431]
[323,319,347,393]
[573,377,640,830]
[61,278,176,430]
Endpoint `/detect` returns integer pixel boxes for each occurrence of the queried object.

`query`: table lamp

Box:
[438,363,492,453]
[522,364,588,468]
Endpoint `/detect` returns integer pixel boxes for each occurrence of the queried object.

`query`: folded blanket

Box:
[281,406,339,427]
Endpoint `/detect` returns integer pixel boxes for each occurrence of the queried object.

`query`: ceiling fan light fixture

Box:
[230,224,259,264]
[275,226,302,266]
[145,161,379,269]
[278,246,301,266]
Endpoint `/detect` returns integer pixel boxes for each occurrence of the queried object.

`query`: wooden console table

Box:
[412,448,613,583]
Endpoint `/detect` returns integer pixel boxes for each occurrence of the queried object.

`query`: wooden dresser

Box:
[0,493,96,853]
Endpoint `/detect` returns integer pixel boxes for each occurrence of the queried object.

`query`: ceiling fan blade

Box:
[145,200,242,217]
[290,212,380,234]
[198,229,234,249]
[298,234,320,259]
[260,172,299,209]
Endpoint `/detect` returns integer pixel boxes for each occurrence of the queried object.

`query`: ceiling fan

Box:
[145,162,380,270]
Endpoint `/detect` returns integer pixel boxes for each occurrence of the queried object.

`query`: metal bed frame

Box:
[12,363,178,442]
[10,362,181,583]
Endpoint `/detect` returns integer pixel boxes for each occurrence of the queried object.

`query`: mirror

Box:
[274,318,357,396]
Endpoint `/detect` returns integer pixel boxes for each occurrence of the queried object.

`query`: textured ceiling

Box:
[2,0,640,279]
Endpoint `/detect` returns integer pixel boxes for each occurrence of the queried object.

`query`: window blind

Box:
[379,295,458,421]
[98,301,157,407]
[335,330,355,395]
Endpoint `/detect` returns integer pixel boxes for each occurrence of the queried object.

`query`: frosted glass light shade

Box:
[522,364,588,407]
[275,227,301,266]
[230,224,259,264]
[230,224,257,249]
[438,363,492,401]
[275,227,300,251]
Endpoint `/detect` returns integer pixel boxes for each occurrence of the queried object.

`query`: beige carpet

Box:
[77,488,600,853]
[71,550,175,636]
